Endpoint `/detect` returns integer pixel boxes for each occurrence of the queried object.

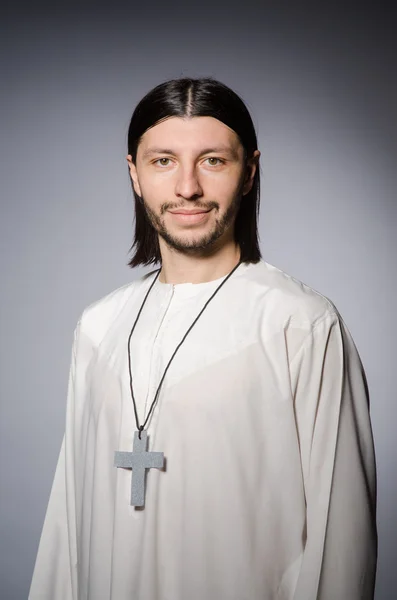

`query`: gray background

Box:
[1,2,395,598]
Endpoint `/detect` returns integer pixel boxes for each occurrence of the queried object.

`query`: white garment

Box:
[29,259,377,600]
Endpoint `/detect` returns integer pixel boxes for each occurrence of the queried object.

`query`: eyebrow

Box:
[142,145,239,159]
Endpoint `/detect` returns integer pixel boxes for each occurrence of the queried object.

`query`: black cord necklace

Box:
[114,259,243,507]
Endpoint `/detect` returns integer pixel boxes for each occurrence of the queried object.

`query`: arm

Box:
[29,316,94,600]
[291,312,377,600]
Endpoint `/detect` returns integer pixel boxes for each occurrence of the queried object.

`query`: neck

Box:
[158,241,242,285]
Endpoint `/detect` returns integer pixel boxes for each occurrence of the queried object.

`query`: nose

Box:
[174,166,203,200]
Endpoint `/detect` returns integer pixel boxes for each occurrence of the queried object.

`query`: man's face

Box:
[127,116,259,256]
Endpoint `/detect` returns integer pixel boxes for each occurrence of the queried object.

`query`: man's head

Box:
[126,77,261,267]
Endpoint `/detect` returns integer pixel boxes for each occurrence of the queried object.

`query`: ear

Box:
[126,154,142,197]
[242,150,260,196]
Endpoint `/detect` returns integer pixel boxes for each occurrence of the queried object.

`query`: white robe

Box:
[29,259,377,600]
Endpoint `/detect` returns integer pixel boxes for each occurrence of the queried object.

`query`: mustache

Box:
[161,200,219,214]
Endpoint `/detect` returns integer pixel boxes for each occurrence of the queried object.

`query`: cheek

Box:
[137,176,162,202]
[201,168,241,191]
[210,177,242,199]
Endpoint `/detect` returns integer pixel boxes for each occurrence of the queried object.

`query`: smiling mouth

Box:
[169,209,210,215]
[169,209,212,224]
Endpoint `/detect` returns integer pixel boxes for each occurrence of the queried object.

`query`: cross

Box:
[114,430,164,507]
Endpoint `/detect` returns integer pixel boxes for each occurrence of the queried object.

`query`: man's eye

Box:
[205,157,224,166]
[154,158,172,166]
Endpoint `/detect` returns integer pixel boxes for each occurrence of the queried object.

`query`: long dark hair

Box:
[126,77,262,268]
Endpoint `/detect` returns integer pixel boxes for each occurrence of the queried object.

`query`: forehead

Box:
[138,116,242,157]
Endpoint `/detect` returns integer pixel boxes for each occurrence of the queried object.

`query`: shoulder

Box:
[76,268,159,346]
[247,259,340,329]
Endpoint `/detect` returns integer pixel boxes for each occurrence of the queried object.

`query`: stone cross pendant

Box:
[114,430,164,507]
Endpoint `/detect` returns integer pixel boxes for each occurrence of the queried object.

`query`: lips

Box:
[169,210,212,224]
[170,209,210,215]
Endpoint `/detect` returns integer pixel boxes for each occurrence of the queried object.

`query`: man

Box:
[29,77,377,599]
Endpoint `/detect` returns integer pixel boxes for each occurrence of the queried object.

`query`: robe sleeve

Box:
[290,311,377,600]
[29,315,94,600]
